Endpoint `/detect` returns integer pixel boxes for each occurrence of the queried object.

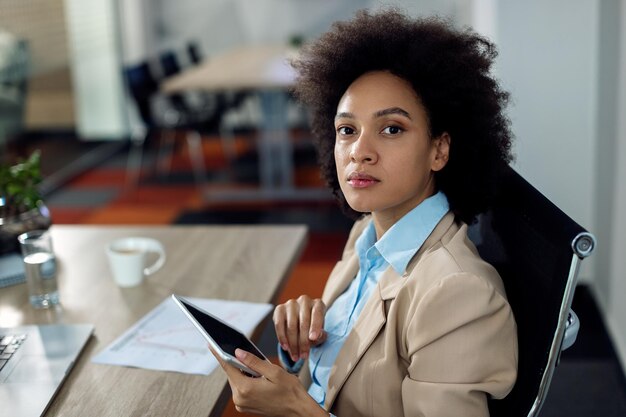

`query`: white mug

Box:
[106,237,166,287]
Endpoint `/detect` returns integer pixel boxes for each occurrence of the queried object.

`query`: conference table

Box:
[0,224,307,416]
[161,44,332,202]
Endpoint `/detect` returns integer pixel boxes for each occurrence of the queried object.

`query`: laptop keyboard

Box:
[0,334,27,372]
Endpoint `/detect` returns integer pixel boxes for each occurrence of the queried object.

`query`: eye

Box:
[381,125,403,135]
[337,126,356,135]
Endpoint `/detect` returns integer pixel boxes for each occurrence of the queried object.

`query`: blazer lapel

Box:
[324,267,405,409]
[322,212,457,409]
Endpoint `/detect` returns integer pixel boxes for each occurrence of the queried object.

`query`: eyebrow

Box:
[334,107,412,121]
[374,107,411,120]
[335,112,354,120]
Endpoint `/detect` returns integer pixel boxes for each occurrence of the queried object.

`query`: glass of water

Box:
[17,229,59,308]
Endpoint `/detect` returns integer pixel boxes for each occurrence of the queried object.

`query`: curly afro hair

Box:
[292,9,514,224]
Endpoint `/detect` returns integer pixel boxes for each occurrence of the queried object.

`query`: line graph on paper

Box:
[91,297,273,375]
[134,325,206,357]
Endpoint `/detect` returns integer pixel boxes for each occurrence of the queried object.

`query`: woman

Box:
[211,9,518,417]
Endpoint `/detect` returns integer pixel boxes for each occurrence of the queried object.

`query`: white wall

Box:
[593,0,622,305]
[495,0,599,282]
[494,0,626,372]
[117,0,156,66]
[144,0,472,62]
[597,0,626,375]
[152,0,370,59]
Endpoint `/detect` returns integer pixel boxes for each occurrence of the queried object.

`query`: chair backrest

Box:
[467,165,595,417]
[159,51,182,78]
[123,62,159,125]
[186,42,203,65]
[157,51,195,115]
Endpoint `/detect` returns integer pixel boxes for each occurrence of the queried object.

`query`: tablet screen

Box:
[179,298,264,358]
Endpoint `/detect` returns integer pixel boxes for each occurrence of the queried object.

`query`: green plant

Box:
[0,150,44,217]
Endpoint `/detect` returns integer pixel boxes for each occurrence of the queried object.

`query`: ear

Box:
[430,132,450,172]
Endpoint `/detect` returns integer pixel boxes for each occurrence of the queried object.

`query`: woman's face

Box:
[334,71,449,225]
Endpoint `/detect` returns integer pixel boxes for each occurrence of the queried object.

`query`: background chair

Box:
[186,42,203,65]
[158,47,253,179]
[157,50,191,114]
[159,50,182,77]
[467,165,596,417]
[158,49,224,124]
[123,61,208,187]
[180,42,257,153]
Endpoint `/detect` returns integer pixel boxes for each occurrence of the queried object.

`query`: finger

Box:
[209,345,225,367]
[209,346,244,382]
[309,299,327,345]
[297,296,312,359]
[209,345,239,376]
[235,349,276,381]
[273,305,289,352]
[310,330,327,345]
[284,299,300,361]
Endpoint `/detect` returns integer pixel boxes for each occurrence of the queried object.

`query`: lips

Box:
[347,172,380,188]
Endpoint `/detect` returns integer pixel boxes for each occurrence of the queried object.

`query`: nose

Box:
[349,133,377,164]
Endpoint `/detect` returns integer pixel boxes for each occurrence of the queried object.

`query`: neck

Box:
[371,213,397,241]
[371,187,438,240]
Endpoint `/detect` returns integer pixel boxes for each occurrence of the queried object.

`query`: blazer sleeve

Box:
[401,272,518,417]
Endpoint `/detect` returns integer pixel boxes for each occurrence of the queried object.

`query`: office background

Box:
[1,0,625,414]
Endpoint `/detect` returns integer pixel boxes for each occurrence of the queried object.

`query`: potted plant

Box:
[0,150,52,254]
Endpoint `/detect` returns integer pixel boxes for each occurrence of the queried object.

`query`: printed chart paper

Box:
[91,297,273,375]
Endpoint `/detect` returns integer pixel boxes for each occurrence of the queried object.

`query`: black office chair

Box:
[159,51,182,77]
[123,62,208,187]
[158,51,192,114]
[180,43,258,171]
[186,42,203,65]
[124,63,159,127]
[467,165,596,417]
[158,49,225,118]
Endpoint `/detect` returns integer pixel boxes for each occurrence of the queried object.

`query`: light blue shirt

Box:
[306,191,450,407]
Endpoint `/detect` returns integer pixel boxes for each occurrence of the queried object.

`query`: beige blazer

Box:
[306,212,518,417]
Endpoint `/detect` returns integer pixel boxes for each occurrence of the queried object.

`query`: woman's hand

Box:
[212,347,328,417]
[273,295,327,361]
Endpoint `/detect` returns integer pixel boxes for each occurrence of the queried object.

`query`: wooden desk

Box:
[161,44,297,92]
[161,45,331,202]
[0,224,307,417]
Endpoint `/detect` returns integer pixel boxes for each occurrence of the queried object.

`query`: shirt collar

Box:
[355,191,450,276]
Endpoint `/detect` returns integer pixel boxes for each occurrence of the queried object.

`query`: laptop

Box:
[0,324,94,417]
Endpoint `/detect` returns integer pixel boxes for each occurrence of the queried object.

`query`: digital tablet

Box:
[171,294,267,377]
